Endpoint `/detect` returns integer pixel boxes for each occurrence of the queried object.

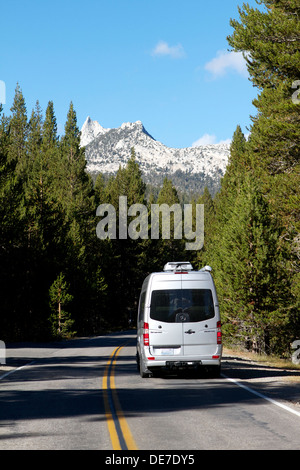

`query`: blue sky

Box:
[1,0,260,149]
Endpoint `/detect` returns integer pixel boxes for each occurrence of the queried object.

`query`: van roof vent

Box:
[199,265,212,272]
[163,261,193,272]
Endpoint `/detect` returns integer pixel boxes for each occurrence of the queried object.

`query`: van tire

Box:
[139,354,152,378]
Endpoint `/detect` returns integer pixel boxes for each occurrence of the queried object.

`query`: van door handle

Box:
[185,329,195,334]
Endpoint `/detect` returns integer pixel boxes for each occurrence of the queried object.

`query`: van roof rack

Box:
[163,261,193,272]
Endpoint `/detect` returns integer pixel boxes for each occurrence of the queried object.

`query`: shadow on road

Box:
[0,331,299,427]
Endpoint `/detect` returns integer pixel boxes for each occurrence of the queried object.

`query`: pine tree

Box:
[1,91,107,339]
[228,2,299,181]
[228,0,300,89]
[126,148,147,205]
[42,101,58,150]
[54,103,96,333]
[206,126,248,269]
[212,174,288,353]
[2,85,34,339]
[0,104,17,237]
[59,102,94,251]
[49,272,75,338]
[156,177,180,206]
[94,172,106,207]
[59,102,94,218]
[39,100,66,252]
[155,177,185,264]
[24,101,44,247]
[8,83,28,176]
[227,0,300,351]
[0,105,22,339]
[214,125,248,224]
[195,186,215,268]
[107,148,146,208]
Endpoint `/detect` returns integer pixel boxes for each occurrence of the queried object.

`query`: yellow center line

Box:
[102,345,138,450]
[103,360,121,450]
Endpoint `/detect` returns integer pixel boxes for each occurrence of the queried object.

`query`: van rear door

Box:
[181,279,217,356]
[148,274,218,358]
[148,277,183,353]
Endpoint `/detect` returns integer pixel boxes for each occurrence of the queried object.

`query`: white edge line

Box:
[221,372,300,418]
[0,361,35,380]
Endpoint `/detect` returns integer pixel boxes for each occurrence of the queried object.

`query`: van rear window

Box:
[150,289,214,323]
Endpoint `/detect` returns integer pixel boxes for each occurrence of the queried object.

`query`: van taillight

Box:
[217,321,222,344]
[143,322,149,346]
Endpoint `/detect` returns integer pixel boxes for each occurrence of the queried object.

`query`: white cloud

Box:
[192,134,231,147]
[204,50,248,78]
[192,134,217,146]
[152,41,185,59]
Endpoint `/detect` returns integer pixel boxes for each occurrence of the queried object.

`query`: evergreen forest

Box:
[0,0,299,358]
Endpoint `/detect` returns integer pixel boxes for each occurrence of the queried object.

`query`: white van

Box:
[136,262,222,377]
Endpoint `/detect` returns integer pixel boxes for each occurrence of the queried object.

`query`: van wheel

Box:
[139,355,152,378]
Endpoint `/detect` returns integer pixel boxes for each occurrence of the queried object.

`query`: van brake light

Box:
[143,322,149,346]
[217,320,222,344]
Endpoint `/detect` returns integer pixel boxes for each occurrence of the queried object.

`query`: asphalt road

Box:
[0,331,299,450]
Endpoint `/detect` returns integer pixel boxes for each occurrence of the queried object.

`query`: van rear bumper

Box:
[146,355,221,369]
[165,360,202,370]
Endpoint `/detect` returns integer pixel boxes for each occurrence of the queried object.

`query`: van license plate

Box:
[160,348,174,355]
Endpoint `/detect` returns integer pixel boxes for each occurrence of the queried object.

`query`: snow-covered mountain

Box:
[81,118,230,195]
[80,116,111,147]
